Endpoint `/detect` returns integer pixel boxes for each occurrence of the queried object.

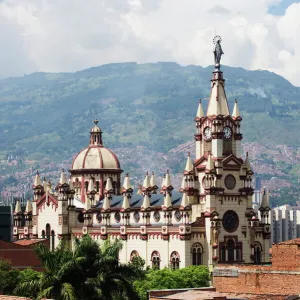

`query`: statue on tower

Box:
[213,35,224,69]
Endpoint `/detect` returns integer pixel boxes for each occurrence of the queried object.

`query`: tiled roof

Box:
[95,190,183,210]
[13,239,46,246]
[277,238,300,245]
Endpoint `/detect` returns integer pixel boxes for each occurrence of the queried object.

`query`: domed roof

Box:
[72,146,120,170]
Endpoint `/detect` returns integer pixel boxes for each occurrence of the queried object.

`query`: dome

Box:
[72,146,120,170]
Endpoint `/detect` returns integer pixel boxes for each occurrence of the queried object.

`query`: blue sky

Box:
[268,0,299,15]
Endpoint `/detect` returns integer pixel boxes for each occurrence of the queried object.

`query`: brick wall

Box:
[0,239,49,270]
[214,268,300,296]
[271,244,300,268]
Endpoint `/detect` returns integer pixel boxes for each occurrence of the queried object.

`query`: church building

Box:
[13,38,271,271]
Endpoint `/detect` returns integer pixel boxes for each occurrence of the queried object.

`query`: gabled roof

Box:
[222,154,243,170]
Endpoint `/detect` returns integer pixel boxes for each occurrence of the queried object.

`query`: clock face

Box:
[223,126,232,139]
[203,127,212,140]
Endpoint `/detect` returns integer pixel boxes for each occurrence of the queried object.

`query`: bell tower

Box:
[192,36,269,270]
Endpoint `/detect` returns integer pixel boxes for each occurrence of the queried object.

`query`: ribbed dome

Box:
[72,146,120,170]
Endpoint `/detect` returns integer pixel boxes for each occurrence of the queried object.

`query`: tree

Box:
[133,266,210,300]
[15,236,140,300]
[0,258,20,295]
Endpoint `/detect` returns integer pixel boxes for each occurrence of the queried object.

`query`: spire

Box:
[180,177,187,191]
[25,199,32,214]
[260,187,270,209]
[90,119,103,146]
[232,99,240,118]
[245,152,251,171]
[161,174,166,190]
[85,198,91,211]
[207,37,229,117]
[184,153,193,172]
[43,177,47,191]
[122,195,130,210]
[88,177,94,192]
[14,200,22,214]
[196,100,204,119]
[181,193,189,208]
[150,172,157,187]
[33,171,42,187]
[142,194,151,209]
[165,170,172,187]
[102,194,110,211]
[163,193,172,208]
[68,178,74,191]
[143,172,151,189]
[59,169,67,185]
[104,177,113,194]
[206,152,215,172]
[123,173,131,191]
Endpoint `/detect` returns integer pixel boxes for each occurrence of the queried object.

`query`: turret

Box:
[87,177,96,206]
[104,177,114,195]
[142,172,151,195]
[232,100,240,119]
[14,199,23,227]
[89,119,103,146]
[150,172,158,194]
[195,99,204,120]
[184,152,193,173]
[33,171,43,201]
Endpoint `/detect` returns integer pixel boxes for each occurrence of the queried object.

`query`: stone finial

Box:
[143,172,151,189]
[105,177,113,193]
[87,178,94,192]
[142,194,151,209]
[206,152,215,172]
[122,195,130,210]
[59,169,67,185]
[150,172,157,187]
[33,171,42,187]
[232,99,240,118]
[185,152,193,172]
[196,100,204,119]
[102,194,110,211]
[163,193,172,208]
[25,199,32,213]
[14,199,22,214]
[245,152,251,171]
[123,173,131,190]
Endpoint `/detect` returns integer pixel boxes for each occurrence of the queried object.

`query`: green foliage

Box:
[0,258,20,295]
[133,266,210,300]
[14,235,140,300]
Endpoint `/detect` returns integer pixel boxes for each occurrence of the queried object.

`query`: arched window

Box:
[151,251,160,269]
[254,242,262,265]
[192,243,203,265]
[85,182,89,192]
[130,250,139,261]
[96,181,100,192]
[51,230,55,251]
[46,224,51,239]
[221,245,226,262]
[41,230,45,239]
[170,251,180,270]
[227,239,235,262]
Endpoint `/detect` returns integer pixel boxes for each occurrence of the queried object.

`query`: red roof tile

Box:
[13,239,46,246]
[277,238,300,245]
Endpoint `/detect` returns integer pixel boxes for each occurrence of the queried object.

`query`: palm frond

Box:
[61,282,76,300]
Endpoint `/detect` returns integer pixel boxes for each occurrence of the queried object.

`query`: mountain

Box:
[1,62,300,206]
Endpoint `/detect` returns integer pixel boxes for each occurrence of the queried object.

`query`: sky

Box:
[1,0,300,85]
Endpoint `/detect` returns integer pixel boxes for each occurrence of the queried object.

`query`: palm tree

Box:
[15,236,140,300]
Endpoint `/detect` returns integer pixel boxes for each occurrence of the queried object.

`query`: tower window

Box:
[192,243,203,265]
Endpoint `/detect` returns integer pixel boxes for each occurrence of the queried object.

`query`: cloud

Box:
[0,0,300,85]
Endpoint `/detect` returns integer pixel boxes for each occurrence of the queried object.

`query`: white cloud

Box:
[1,0,300,85]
